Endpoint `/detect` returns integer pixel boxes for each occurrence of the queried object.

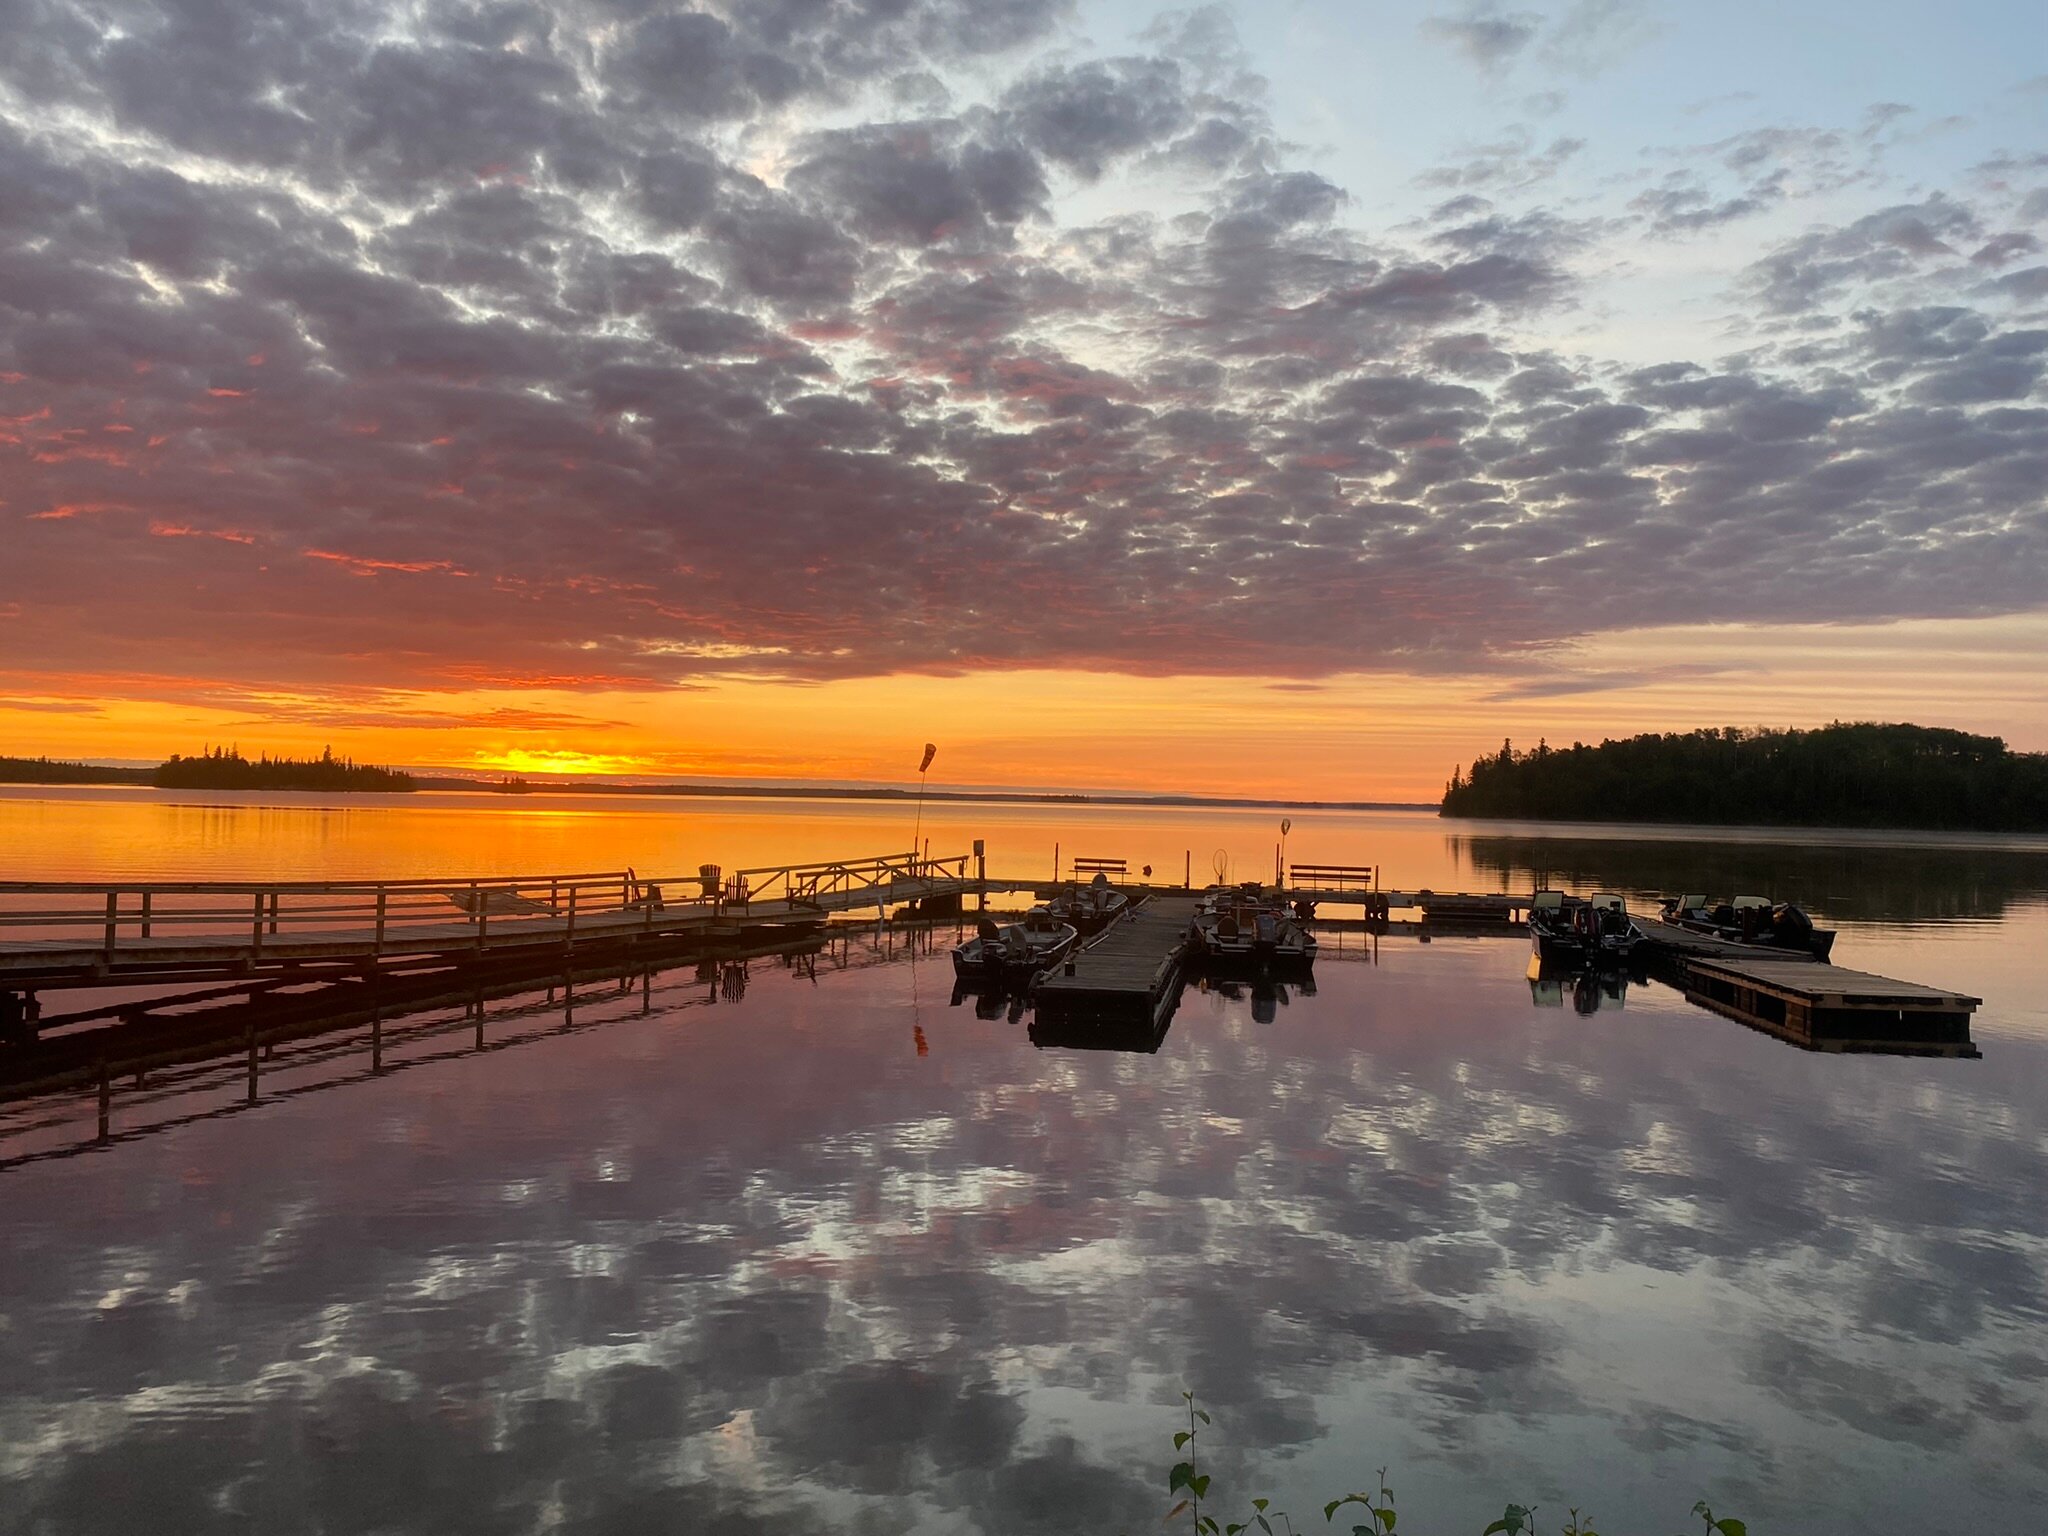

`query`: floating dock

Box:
[1675,954,1980,1057]
[1032,894,1200,1029]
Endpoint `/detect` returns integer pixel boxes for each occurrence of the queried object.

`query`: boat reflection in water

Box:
[949,977,1028,1023]
[1196,972,1316,1025]
[1527,954,1631,1015]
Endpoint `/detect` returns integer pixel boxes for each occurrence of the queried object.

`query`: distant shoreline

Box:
[421,781,1437,813]
[0,761,1432,813]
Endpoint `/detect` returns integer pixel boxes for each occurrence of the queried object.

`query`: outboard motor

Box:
[1771,903,1814,944]
[976,917,1000,945]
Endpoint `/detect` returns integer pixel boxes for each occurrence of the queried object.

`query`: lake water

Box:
[2,788,2046,1535]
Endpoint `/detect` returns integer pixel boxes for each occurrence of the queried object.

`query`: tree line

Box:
[153,746,416,792]
[1439,722,2048,832]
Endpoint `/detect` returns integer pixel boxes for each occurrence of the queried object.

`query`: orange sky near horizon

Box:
[8,614,2048,802]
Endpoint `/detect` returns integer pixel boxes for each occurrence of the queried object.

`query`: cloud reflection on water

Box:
[1,931,2045,1534]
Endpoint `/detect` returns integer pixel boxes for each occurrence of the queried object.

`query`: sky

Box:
[0,0,2044,798]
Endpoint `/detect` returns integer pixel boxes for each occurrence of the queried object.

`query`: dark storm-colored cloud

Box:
[1,0,2045,709]
[999,55,1201,181]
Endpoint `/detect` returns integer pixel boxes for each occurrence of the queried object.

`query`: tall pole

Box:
[911,743,937,873]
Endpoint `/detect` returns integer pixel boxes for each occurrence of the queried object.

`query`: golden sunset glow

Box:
[9,612,2047,801]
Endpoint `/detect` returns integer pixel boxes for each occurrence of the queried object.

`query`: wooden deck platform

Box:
[1032,895,1200,1028]
[1676,954,1980,1056]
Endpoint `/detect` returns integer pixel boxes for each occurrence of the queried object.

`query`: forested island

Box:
[1440,722,2048,832]
[154,747,416,792]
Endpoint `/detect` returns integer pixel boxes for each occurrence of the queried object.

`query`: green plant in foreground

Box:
[1157,1392,1747,1536]
[1166,1390,1215,1534]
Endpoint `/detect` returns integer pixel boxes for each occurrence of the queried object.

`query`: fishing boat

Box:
[1189,885,1317,967]
[951,908,1078,982]
[1659,894,1836,960]
[1529,890,1641,967]
[1046,872,1131,936]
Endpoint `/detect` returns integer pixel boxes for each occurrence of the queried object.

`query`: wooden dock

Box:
[0,852,978,1036]
[1675,954,1980,1056]
[1032,894,1200,1028]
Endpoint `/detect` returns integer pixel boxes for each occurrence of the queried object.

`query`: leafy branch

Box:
[1150,1392,1746,1536]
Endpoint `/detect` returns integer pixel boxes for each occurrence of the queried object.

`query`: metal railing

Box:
[729,851,974,910]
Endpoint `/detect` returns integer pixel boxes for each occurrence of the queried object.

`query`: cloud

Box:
[0,0,2042,722]
[1420,5,1544,72]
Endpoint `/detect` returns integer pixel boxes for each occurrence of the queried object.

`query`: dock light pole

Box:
[1279,818,1291,886]
[911,742,937,874]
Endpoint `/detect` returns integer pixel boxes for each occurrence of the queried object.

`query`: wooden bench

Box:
[1071,857,1128,880]
[1287,863,1376,893]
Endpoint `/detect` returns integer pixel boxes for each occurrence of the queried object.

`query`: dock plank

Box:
[1034,895,1200,1024]
[1675,952,1980,1057]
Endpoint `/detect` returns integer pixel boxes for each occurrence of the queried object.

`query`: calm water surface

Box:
[2,789,2046,1535]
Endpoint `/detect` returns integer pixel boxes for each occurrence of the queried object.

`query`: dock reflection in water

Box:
[0,915,2042,1536]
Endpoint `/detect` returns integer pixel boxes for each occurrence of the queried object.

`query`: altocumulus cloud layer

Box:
[1,0,2045,699]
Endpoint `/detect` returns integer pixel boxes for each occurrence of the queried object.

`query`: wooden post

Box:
[1185,850,1191,889]
[140,892,152,939]
[267,893,279,936]
[251,894,264,956]
[1054,841,1059,882]
[566,885,577,951]
[374,889,387,955]
[103,891,118,961]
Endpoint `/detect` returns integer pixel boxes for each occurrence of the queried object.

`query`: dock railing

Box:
[0,869,720,965]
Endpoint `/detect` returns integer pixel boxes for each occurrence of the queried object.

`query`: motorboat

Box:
[1589,892,1644,961]
[1659,894,1836,960]
[1529,889,1590,965]
[951,908,1077,982]
[1529,890,1641,967]
[1046,873,1131,936]
[1190,886,1317,967]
